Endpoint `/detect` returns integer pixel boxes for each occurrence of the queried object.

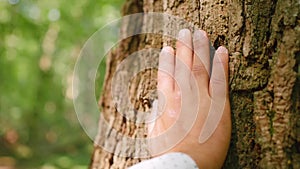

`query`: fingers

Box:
[158,46,175,93]
[209,46,229,99]
[157,45,179,126]
[199,46,229,143]
[192,30,210,95]
[157,46,175,120]
[175,29,193,90]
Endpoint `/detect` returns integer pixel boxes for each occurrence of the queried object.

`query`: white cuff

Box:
[128,152,199,169]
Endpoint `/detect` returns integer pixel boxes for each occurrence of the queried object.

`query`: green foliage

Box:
[0,0,123,168]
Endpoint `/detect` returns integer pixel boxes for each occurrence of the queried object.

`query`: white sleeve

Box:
[128,152,199,169]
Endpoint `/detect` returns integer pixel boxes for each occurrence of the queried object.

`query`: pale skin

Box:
[148,29,231,169]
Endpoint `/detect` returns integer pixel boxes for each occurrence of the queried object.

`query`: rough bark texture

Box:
[90,0,299,168]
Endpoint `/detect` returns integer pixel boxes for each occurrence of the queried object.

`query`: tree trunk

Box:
[89,0,299,168]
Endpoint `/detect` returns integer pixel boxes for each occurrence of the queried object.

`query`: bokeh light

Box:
[0,0,123,168]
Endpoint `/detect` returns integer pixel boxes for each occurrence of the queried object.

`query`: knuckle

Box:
[211,77,226,85]
[192,64,208,76]
[213,60,225,66]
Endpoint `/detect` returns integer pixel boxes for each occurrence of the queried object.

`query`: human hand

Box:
[148,29,231,169]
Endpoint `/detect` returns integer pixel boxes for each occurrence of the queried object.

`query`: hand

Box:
[148,29,231,169]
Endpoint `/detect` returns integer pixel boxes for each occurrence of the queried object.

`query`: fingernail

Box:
[216,46,228,54]
[178,29,190,40]
[194,30,207,41]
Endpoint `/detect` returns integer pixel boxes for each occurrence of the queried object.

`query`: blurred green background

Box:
[0,0,123,168]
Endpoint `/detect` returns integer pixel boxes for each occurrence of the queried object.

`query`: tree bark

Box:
[90,0,299,168]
